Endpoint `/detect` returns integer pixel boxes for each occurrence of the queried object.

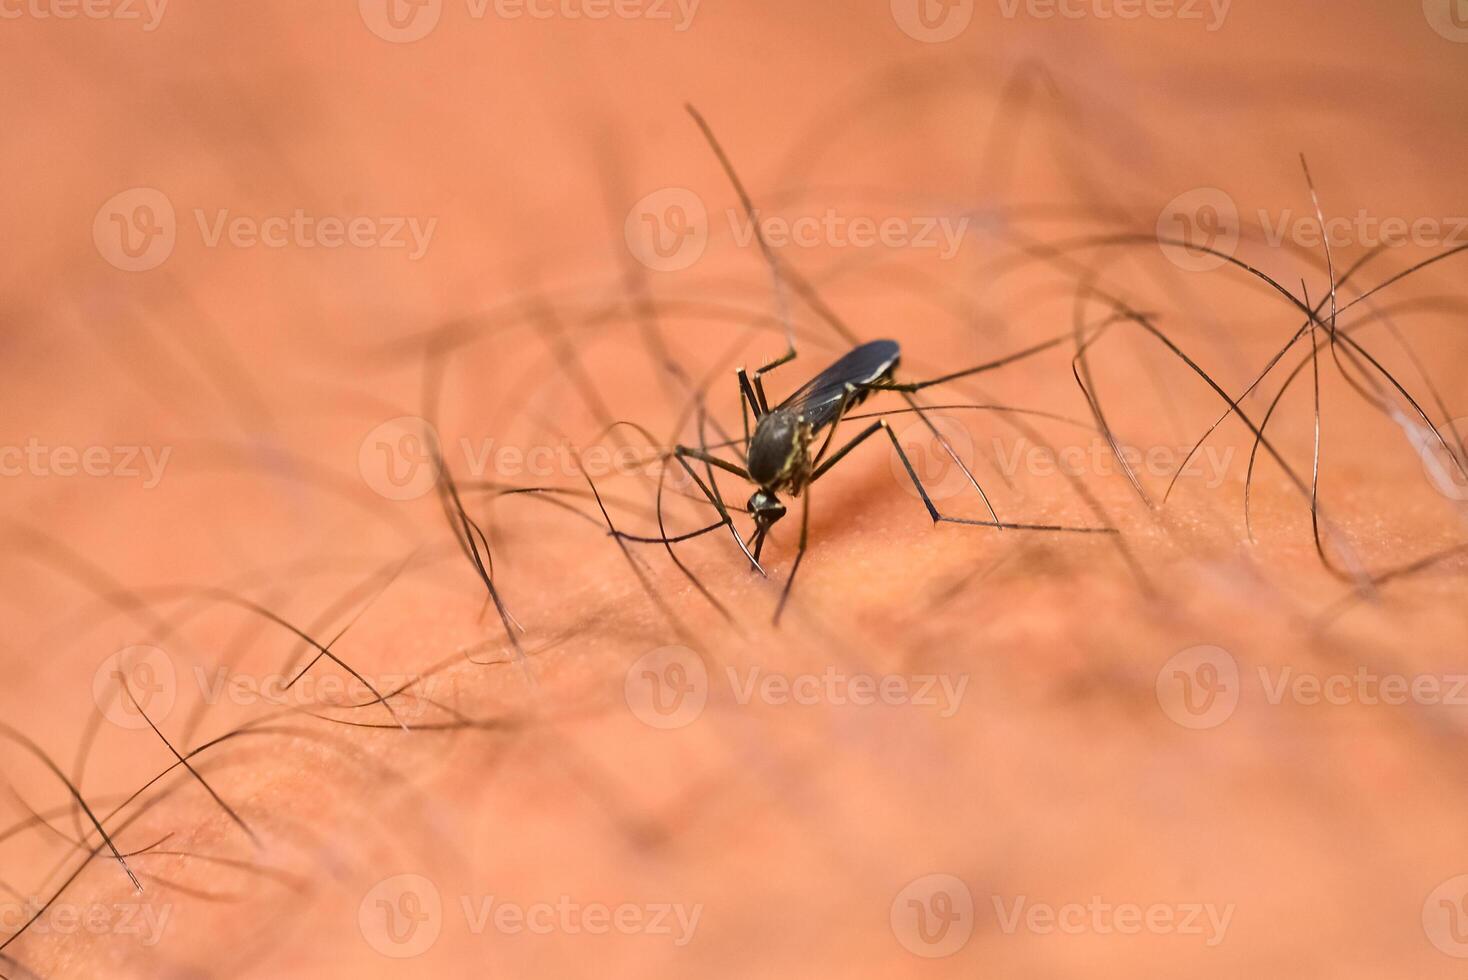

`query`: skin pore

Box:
[4,3,1468,978]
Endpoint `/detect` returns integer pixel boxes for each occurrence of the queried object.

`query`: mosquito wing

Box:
[776,339,900,432]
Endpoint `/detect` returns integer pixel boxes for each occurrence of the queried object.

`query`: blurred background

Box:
[2,1,1468,976]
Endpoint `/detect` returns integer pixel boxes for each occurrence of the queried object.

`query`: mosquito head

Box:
[747,489,787,528]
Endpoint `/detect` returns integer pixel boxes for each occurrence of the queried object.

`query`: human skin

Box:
[3,2,1468,977]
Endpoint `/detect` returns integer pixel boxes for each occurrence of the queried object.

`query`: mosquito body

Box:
[623,335,1118,623]
[742,339,899,550]
[613,104,1118,623]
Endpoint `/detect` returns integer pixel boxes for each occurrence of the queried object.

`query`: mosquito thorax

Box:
[746,409,810,490]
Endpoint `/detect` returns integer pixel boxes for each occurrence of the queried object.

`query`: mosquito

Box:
[619,333,1119,623]
[614,106,1118,622]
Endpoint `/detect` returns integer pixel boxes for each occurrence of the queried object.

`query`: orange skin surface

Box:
[3,2,1468,977]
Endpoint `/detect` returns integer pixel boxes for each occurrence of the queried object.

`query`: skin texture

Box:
[4,2,1468,977]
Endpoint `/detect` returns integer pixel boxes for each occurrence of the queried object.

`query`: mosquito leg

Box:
[860,332,1076,395]
[901,391,1007,519]
[612,519,729,545]
[818,384,1004,521]
[751,348,797,414]
[676,444,754,481]
[772,485,812,625]
[810,421,1117,534]
[737,367,763,427]
[670,447,767,575]
[809,385,858,468]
